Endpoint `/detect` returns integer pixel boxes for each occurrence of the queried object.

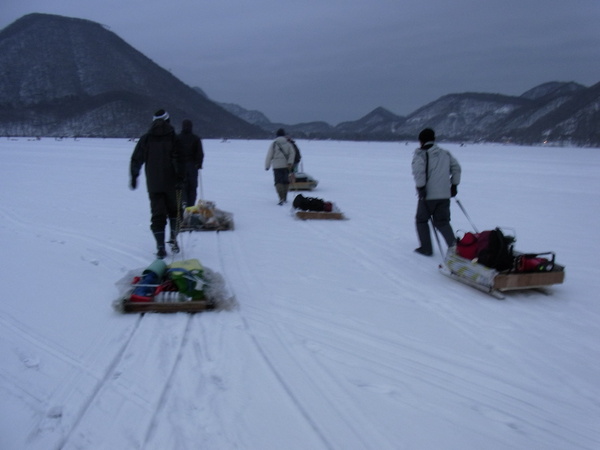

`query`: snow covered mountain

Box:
[398,82,600,146]
[0,13,267,139]
[221,83,600,146]
[0,13,598,145]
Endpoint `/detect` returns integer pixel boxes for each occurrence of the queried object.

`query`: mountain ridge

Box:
[0,13,598,145]
[0,13,267,138]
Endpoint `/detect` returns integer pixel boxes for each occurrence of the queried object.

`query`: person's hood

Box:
[150,120,175,137]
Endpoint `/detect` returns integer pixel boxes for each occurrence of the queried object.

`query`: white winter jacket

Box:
[411,143,461,200]
[265,136,295,170]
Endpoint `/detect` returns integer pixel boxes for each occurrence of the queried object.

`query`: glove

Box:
[417,186,426,200]
[451,184,458,197]
[130,177,137,190]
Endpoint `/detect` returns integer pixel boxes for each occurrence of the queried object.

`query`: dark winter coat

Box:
[178,129,204,169]
[130,120,183,193]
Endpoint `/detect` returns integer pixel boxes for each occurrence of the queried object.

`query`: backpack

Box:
[456,228,515,271]
[291,141,301,164]
[477,228,515,271]
[514,252,555,272]
[293,194,332,212]
[456,231,478,259]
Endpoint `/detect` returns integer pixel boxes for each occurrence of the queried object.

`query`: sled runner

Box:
[295,210,345,220]
[114,258,235,313]
[179,200,234,232]
[292,194,346,220]
[289,172,319,191]
[439,234,565,299]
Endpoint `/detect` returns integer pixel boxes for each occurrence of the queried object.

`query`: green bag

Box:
[167,259,206,300]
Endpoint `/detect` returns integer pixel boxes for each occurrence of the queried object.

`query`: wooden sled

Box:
[121,299,214,313]
[179,200,234,232]
[289,172,319,191]
[114,260,235,313]
[440,247,565,299]
[295,210,346,220]
[292,194,345,220]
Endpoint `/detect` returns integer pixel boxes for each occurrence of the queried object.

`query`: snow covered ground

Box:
[1,137,599,450]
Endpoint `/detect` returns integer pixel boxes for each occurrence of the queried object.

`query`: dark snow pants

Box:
[149,191,179,246]
[183,164,199,207]
[272,168,290,185]
[415,198,456,252]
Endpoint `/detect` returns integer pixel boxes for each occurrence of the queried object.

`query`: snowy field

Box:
[1,137,599,450]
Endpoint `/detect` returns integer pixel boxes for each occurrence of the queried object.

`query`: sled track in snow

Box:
[4,284,201,449]
[56,313,145,448]
[56,311,196,449]
[139,316,194,447]
[57,232,231,449]
[214,232,337,450]
[213,231,395,450]
[289,221,593,448]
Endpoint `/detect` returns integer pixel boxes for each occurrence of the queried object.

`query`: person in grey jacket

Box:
[265,128,295,205]
[411,128,461,256]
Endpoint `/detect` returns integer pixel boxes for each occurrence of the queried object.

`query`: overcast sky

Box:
[2,0,599,125]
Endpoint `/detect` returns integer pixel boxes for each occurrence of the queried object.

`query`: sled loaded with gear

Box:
[438,201,565,299]
[292,194,346,220]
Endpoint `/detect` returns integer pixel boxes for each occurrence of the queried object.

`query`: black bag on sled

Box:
[457,227,515,271]
[293,194,332,212]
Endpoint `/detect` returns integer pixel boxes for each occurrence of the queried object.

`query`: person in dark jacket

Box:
[411,128,461,256]
[178,119,204,207]
[130,109,183,259]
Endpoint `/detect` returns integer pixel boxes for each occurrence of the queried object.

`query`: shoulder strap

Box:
[275,141,290,159]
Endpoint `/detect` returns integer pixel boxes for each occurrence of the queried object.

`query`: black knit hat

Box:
[276,128,286,137]
[153,109,170,122]
[418,128,435,143]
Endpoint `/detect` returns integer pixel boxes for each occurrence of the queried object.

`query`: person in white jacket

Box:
[411,128,461,256]
[265,128,296,205]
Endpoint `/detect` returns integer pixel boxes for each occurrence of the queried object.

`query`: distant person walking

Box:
[411,128,461,256]
[178,119,204,207]
[130,109,183,259]
[265,128,295,205]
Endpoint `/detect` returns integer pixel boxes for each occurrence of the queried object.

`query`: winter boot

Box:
[166,218,180,253]
[167,232,180,254]
[156,245,167,259]
[153,231,167,258]
[415,222,432,256]
[275,184,288,205]
[414,247,433,256]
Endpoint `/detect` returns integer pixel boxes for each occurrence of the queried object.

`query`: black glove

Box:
[130,177,137,190]
[417,186,426,200]
[451,184,458,197]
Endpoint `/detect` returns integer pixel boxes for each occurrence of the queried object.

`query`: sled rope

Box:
[455,198,479,233]
[172,188,185,260]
